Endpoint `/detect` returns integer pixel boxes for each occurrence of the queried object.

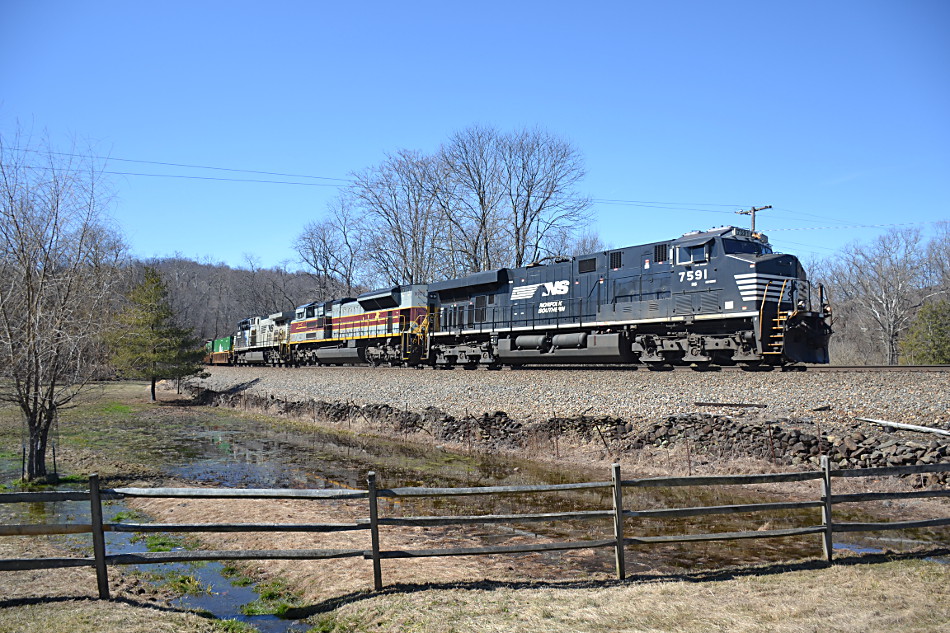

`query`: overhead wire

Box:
[15,147,353,183]
[6,150,937,235]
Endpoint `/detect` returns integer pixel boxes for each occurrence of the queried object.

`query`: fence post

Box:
[611,463,626,580]
[89,474,110,599]
[820,456,834,564]
[367,471,383,591]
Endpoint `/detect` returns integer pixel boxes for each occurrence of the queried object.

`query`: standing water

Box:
[2,403,946,631]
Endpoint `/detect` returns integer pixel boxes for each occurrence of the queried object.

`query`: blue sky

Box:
[2,0,948,269]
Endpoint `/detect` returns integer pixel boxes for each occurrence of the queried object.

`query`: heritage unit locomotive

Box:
[207,226,832,369]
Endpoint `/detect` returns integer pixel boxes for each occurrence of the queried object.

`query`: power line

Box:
[2,162,344,187]
[102,170,343,186]
[594,198,748,208]
[593,199,745,215]
[768,221,932,231]
[17,147,352,183]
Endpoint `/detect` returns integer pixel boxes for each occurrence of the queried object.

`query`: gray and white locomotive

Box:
[427,226,831,368]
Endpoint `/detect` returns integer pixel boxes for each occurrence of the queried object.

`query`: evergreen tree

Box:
[900,299,950,365]
[110,267,206,400]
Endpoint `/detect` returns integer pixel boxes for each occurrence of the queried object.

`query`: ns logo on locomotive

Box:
[205,226,832,370]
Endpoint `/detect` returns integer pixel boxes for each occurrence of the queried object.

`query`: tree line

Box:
[812,224,950,366]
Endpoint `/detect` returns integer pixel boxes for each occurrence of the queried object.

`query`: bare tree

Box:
[924,221,950,295]
[296,126,593,286]
[295,197,367,297]
[0,130,126,481]
[829,228,933,365]
[544,227,607,258]
[433,125,509,274]
[499,128,592,267]
[351,150,444,285]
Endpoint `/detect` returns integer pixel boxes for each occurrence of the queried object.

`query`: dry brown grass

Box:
[128,495,613,604]
[0,601,226,633]
[308,557,950,633]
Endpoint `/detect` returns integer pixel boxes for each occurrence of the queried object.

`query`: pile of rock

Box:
[625,413,948,471]
[191,385,947,480]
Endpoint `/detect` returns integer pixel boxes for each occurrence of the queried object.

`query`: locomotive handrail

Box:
[757,279,772,349]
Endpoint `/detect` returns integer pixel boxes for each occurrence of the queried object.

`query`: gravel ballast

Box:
[193,365,949,429]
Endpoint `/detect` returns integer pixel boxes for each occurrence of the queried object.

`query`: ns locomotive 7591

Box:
[428,226,830,368]
[211,226,831,369]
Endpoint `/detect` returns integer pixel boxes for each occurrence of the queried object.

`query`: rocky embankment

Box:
[187,366,949,480]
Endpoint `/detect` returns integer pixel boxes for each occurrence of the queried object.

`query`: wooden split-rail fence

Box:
[1,459,948,600]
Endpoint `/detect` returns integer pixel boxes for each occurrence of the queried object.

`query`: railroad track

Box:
[513,364,950,372]
[799,364,950,372]
[261,363,950,373]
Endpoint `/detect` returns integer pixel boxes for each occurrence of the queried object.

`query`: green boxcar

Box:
[213,336,233,353]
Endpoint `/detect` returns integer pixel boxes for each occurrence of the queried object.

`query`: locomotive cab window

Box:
[723,239,772,255]
[677,242,710,264]
[578,258,597,273]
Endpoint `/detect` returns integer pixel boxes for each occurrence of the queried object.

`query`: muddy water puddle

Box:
[3,405,948,629]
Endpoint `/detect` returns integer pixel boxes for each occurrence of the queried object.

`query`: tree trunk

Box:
[150,377,157,402]
[26,422,49,481]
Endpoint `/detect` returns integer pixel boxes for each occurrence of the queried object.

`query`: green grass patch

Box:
[214,620,258,633]
[129,533,185,552]
[134,568,209,596]
[145,533,182,552]
[110,509,147,523]
[221,564,255,587]
[240,578,304,618]
[98,402,136,415]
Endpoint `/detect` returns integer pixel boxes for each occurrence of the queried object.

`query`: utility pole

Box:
[736,205,772,233]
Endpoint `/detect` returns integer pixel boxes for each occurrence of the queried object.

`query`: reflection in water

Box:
[1,406,946,626]
[98,411,949,574]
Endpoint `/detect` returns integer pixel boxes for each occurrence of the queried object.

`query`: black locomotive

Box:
[215,226,831,369]
[427,226,831,368]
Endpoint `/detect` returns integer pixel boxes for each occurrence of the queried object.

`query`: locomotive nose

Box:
[753,253,804,280]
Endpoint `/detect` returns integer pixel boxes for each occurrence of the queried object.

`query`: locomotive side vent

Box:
[654,244,668,263]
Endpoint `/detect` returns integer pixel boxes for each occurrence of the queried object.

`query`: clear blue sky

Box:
[2,0,948,269]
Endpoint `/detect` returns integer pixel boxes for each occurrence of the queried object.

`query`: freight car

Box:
[213,226,831,369]
[204,336,233,365]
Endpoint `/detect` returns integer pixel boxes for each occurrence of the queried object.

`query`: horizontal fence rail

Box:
[0,461,947,598]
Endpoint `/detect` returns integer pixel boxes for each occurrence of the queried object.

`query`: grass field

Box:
[0,381,947,633]
[303,557,950,633]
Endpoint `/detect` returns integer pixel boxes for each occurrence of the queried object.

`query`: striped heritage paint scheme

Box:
[289,306,428,345]
[290,318,325,334]
[733,273,796,302]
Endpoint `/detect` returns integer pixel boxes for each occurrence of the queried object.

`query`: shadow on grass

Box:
[281,547,950,619]
[0,593,206,615]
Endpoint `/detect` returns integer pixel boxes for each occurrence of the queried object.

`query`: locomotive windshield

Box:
[722,239,772,255]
